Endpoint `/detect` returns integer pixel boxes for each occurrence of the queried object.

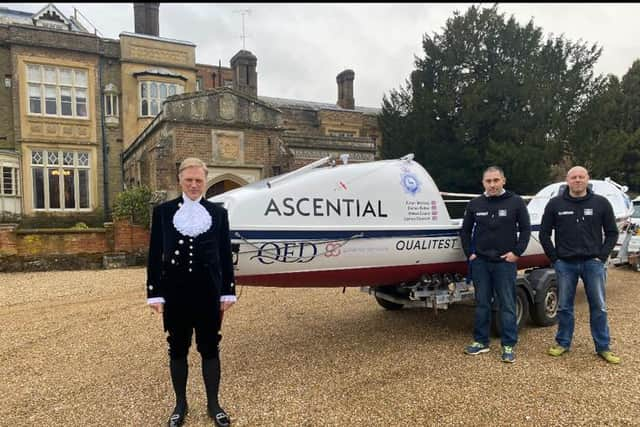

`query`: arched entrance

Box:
[206,180,242,198]
[205,173,249,198]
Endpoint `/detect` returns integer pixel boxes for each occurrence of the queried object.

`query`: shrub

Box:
[112,186,153,228]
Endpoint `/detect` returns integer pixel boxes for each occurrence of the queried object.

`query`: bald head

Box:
[566,166,590,197]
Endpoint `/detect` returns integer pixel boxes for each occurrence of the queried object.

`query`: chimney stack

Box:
[134,3,160,37]
[230,50,258,98]
[336,69,355,110]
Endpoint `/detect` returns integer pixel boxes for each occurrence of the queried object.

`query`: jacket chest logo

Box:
[498,209,507,217]
[558,210,574,216]
[584,208,593,216]
[476,211,489,217]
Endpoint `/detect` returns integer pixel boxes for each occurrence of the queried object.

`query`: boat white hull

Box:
[232,228,549,287]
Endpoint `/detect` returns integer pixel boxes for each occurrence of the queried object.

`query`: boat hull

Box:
[231,228,549,287]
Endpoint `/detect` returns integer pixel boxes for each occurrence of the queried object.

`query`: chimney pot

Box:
[336,69,355,110]
[134,2,159,37]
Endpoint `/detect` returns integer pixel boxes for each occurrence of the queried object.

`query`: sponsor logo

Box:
[584,208,593,216]
[395,238,460,251]
[324,243,342,257]
[264,197,388,218]
[400,171,421,196]
[558,211,574,216]
[251,242,318,264]
[498,209,507,217]
[476,211,489,216]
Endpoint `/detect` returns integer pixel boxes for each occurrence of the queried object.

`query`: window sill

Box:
[32,208,93,212]
[27,114,91,122]
[105,116,119,127]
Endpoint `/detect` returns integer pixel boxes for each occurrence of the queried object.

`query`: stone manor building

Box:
[0,2,382,224]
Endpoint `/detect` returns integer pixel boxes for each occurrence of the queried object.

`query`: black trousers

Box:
[162,270,222,360]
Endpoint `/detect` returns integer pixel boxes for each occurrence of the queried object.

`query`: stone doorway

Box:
[205,179,242,198]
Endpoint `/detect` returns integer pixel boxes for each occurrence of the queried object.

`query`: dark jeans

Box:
[553,258,610,353]
[471,257,518,347]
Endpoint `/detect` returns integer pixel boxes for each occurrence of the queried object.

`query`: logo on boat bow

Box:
[400,170,421,196]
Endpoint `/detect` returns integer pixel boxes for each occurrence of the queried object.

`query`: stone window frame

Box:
[0,163,19,196]
[103,84,119,118]
[327,128,358,138]
[29,148,92,212]
[138,80,184,118]
[26,63,89,119]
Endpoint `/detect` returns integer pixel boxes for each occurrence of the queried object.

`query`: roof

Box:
[0,8,33,26]
[0,4,88,32]
[259,95,380,115]
[119,31,196,47]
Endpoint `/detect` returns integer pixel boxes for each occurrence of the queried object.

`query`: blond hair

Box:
[178,157,208,177]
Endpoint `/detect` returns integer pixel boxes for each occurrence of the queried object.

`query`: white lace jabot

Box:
[172,193,212,237]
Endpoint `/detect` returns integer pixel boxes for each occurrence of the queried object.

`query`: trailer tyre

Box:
[531,278,558,326]
[491,287,529,337]
[375,296,404,310]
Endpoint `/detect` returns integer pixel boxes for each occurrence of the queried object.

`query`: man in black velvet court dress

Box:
[147,157,236,427]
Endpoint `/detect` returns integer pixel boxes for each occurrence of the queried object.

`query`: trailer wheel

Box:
[531,278,558,326]
[491,287,529,337]
[375,296,404,310]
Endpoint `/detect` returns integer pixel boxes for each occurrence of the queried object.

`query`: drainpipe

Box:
[98,54,110,220]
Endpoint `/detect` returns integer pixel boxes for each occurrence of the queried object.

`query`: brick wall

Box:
[0,219,150,271]
[0,223,18,255]
[113,219,150,253]
[15,228,109,256]
[243,129,281,174]
[174,125,211,159]
[196,63,233,89]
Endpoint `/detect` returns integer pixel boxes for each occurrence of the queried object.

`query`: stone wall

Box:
[0,45,15,150]
[122,88,286,196]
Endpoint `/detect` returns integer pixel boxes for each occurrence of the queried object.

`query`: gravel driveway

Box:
[1,267,639,426]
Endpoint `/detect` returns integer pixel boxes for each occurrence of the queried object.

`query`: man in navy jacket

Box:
[460,166,531,363]
[147,158,236,426]
[539,166,620,364]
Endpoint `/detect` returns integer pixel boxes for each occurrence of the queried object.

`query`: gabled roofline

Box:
[123,87,283,161]
[33,3,71,25]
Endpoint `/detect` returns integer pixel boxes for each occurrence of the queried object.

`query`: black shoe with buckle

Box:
[208,405,230,427]
[167,404,188,427]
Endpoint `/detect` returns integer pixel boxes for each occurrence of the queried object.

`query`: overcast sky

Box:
[5,3,640,108]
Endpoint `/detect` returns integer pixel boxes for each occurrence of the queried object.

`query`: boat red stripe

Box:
[236,254,551,287]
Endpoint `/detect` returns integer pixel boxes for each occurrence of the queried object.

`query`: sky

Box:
[4,3,640,108]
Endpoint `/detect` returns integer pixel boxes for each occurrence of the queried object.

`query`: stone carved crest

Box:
[250,103,264,123]
[218,135,240,160]
[219,93,236,121]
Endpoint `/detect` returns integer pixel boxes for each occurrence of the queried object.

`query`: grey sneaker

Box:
[501,345,515,363]
[464,341,490,355]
